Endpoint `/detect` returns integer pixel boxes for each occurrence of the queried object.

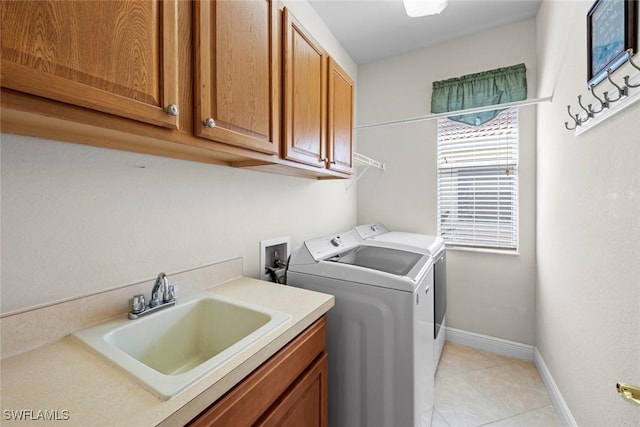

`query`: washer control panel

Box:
[305,231,360,261]
[354,223,389,239]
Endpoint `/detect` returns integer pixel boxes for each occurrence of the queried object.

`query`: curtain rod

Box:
[355,95,553,130]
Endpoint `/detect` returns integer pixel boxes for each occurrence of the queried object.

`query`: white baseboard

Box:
[445,327,535,361]
[534,348,578,427]
[444,328,577,427]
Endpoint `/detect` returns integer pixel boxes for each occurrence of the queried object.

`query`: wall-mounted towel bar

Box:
[355,96,552,130]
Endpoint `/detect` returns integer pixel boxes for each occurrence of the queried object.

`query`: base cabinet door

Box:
[0,0,180,129]
[257,353,328,427]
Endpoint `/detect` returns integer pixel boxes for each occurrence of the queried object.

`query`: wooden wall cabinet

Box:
[1,1,354,179]
[195,0,280,155]
[327,57,354,174]
[282,8,328,168]
[282,8,354,174]
[0,0,180,130]
[189,317,328,427]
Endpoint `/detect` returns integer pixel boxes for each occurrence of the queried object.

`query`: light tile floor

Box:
[433,342,562,427]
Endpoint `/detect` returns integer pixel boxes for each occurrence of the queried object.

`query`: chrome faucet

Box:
[150,272,176,307]
[128,272,177,319]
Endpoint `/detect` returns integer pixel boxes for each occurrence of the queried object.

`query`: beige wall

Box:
[283,0,357,79]
[0,0,357,314]
[536,1,640,425]
[356,18,538,345]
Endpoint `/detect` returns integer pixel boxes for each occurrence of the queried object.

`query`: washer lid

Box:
[369,232,444,255]
[327,246,424,277]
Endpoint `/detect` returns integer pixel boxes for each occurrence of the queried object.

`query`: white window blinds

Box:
[437,107,518,251]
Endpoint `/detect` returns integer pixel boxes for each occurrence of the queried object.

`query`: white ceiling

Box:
[308,0,542,64]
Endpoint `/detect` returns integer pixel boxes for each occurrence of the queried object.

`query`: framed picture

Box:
[587,0,638,87]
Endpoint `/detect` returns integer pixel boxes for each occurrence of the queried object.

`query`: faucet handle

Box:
[164,285,176,303]
[131,294,146,314]
[149,291,162,308]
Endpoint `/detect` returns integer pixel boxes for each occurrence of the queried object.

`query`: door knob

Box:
[617,382,640,406]
[165,104,180,116]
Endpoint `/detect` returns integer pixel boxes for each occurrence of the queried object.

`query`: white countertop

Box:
[0,278,334,426]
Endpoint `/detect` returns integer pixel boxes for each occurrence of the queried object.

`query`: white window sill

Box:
[444,245,519,256]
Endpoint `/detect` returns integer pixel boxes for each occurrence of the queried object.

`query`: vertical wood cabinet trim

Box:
[269,0,281,155]
[282,7,328,168]
[194,0,213,134]
[195,0,280,155]
[327,57,354,174]
[162,0,180,125]
[0,0,180,130]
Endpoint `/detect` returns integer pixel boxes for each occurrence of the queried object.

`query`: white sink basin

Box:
[73,291,291,400]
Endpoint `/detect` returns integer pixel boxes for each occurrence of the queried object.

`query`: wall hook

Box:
[577,95,594,118]
[588,84,608,113]
[622,49,640,88]
[587,100,603,114]
[568,104,585,124]
[604,68,628,103]
[563,49,639,132]
[623,75,640,89]
[627,48,640,72]
[565,105,582,130]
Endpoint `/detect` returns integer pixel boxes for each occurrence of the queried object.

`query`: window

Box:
[437,107,518,251]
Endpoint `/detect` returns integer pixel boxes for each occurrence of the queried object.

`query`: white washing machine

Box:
[354,223,447,368]
[287,230,434,427]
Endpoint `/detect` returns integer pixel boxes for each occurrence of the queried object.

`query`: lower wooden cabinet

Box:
[188,317,328,427]
[258,353,328,427]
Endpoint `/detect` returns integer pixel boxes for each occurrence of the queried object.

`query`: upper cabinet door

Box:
[0,0,179,129]
[195,0,280,155]
[282,8,327,168]
[327,58,354,174]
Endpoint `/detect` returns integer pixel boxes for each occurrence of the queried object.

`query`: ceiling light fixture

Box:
[403,0,448,17]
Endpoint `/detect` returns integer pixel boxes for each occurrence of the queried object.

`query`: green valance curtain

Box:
[431,63,527,126]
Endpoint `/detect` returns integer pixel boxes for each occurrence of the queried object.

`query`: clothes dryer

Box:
[354,223,446,367]
[287,230,434,427]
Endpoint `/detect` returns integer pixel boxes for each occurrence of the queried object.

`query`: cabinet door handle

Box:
[165,104,180,116]
[617,383,640,406]
[204,118,216,128]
